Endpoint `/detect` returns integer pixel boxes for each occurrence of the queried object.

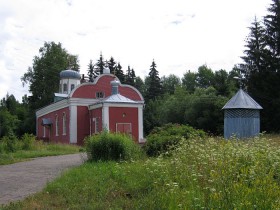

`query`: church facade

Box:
[36,69,145,145]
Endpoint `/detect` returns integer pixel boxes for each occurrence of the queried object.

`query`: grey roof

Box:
[41,118,52,126]
[60,70,81,79]
[101,94,142,104]
[222,89,263,110]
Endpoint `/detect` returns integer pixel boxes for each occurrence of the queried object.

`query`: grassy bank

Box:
[0,140,81,165]
[3,135,280,209]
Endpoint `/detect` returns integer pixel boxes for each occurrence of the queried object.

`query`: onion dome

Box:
[60,69,81,79]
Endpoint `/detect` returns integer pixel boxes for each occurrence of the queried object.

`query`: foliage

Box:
[144,86,228,135]
[240,0,280,132]
[21,42,79,112]
[144,123,206,156]
[85,131,143,161]
[95,52,105,75]
[115,62,125,83]
[5,135,280,209]
[146,60,162,101]
[125,66,136,86]
[0,135,80,165]
[87,59,96,82]
[161,74,181,95]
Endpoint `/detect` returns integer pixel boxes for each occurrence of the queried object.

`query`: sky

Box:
[0,0,272,102]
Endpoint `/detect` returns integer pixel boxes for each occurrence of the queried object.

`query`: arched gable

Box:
[70,74,144,101]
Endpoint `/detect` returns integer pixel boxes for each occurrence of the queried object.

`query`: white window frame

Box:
[55,115,59,136]
[62,112,66,135]
[96,92,104,99]
[43,126,46,137]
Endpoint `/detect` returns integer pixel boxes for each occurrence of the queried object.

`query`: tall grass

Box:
[0,134,81,165]
[3,135,280,209]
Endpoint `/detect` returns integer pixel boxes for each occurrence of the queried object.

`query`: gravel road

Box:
[0,153,86,205]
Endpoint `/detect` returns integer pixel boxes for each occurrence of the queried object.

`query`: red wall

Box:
[77,106,90,145]
[37,107,69,144]
[89,108,102,134]
[109,107,139,142]
[72,75,142,101]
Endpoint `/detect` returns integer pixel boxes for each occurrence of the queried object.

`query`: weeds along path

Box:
[0,153,86,205]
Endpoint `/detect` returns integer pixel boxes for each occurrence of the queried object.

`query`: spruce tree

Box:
[95,53,105,75]
[115,62,125,83]
[87,60,96,82]
[125,65,135,86]
[108,56,116,75]
[146,60,162,101]
[240,0,280,132]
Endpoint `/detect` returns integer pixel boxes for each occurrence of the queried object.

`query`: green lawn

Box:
[2,135,280,209]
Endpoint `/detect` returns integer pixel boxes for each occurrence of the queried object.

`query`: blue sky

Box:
[0,0,271,101]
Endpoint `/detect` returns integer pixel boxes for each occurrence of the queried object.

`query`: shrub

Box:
[144,123,206,156]
[21,133,36,150]
[1,133,20,153]
[85,131,143,162]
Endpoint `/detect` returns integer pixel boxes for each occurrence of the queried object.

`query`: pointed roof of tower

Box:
[222,89,262,110]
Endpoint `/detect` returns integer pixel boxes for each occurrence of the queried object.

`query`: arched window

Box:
[71,84,75,91]
[63,83,68,93]
[62,113,66,135]
[43,126,46,137]
[55,115,59,136]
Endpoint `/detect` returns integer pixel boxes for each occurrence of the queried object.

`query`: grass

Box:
[0,141,81,165]
[2,135,280,209]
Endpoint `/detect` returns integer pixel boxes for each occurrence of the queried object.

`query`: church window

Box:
[55,115,59,136]
[63,83,67,92]
[96,92,104,99]
[43,126,46,137]
[71,84,75,91]
[62,113,66,135]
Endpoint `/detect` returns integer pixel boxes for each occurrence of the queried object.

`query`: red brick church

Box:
[36,68,145,145]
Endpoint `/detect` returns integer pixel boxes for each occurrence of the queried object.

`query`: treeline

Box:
[238,0,280,132]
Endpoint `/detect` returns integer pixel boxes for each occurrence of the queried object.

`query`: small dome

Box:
[60,69,81,79]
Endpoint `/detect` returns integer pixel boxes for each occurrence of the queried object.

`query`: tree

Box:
[213,69,237,97]
[240,17,267,79]
[108,57,117,75]
[182,70,197,93]
[196,65,214,88]
[146,60,162,100]
[115,62,125,83]
[125,66,136,86]
[240,0,280,132]
[95,52,105,75]
[87,60,96,82]
[21,41,79,133]
[264,0,280,62]
[161,74,181,95]
[134,76,145,95]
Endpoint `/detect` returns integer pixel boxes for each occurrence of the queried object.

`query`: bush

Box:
[85,131,144,162]
[144,123,206,156]
[21,133,36,150]
[1,133,20,153]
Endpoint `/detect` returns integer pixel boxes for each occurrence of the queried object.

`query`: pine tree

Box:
[108,57,116,75]
[264,0,280,61]
[87,60,96,82]
[95,53,105,75]
[115,62,125,83]
[146,60,162,101]
[240,0,280,132]
[240,17,267,78]
[125,66,135,86]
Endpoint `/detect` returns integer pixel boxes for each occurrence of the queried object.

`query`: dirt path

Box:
[0,153,86,205]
